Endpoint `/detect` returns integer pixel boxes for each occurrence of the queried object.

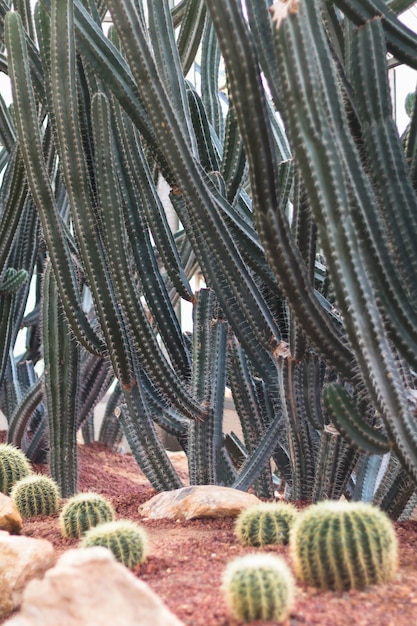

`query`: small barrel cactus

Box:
[11,474,60,518]
[81,519,148,569]
[235,501,298,546]
[290,500,398,591]
[0,443,32,494]
[59,492,116,538]
[222,553,295,623]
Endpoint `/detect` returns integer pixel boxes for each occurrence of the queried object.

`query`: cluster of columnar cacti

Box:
[0,443,32,494]
[289,501,398,590]
[59,492,116,538]
[81,519,148,569]
[222,553,295,623]
[11,474,60,518]
[235,502,298,546]
[0,0,416,518]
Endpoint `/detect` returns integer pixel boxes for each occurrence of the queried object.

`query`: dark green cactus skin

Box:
[235,502,298,547]
[290,501,398,590]
[222,553,295,623]
[81,519,148,569]
[0,443,32,494]
[59,492,115,538]
[0,268,28,295]
[42,260,80,498]
[11,473,60,517]
[1,0,417,520]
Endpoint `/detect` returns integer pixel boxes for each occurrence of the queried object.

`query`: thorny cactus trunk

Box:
[0,0,416,516]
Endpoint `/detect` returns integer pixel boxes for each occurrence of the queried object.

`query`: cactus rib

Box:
[290,500,398,590]
[5,10,105,356]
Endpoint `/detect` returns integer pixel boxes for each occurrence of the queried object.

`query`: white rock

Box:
[139,484,262,519]
[0,531,54,616]
[3,547,184,626]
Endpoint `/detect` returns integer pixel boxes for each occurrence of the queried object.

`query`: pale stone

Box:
[139,485,262,520]
[0,531,54,616]
[3,547,184,626]
[0,493,22,534]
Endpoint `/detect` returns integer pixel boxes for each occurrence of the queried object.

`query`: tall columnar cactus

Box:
[42,260,80,498]
[0,443,32,494]
[222,553,295,623]
[290,501,399,590]
[59,492,116,538]
[11,473,60,517]
[235,502,298,546]
[1,0,417,520]
[81,519,148,569]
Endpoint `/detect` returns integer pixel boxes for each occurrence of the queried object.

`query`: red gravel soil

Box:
[1,439,417,626]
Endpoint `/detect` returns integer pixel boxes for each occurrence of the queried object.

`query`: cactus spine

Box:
[59,492,116,538]
[290,501,398,590]
[11,474,60,518]
[0,443,32,494]
[222,553,295,623]
[81,519,148,569]
[235,502,298,546]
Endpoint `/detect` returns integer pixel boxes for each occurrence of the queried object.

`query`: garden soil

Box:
[0,438,416,626]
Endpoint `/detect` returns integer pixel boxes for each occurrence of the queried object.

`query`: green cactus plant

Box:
[59,492,116,538]
[235,501,298,547]
[81,519,148,569]
[1,0,417,521]
[289,500,399,590]
[221,553,295,623]
[0,443,32,494]
[11,473,60,517]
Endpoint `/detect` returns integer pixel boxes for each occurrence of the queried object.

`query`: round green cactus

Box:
[11,474,60,518]
[222,553,295,623]
[59,492,116,538]
[81,519,148,569]
[0,443,32,494]
[235,501,298,547]
[290,500,398,591]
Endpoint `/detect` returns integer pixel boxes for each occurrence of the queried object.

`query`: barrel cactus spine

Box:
[11,474,60,518]
[59,492,116,538]
[0,443,32,494]
[235,501,298,547]
[81,519,148,569]
[290,500,398,590]
[222,553,295,623]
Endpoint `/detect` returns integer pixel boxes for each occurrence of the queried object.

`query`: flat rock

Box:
[0,493,22,534]
[3,547,184,626]
[0,531,54,616]
[139,485,262,520]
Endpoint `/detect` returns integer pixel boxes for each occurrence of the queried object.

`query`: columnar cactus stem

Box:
[205,0,356,383]
[3,0,417,517]
[188,289,228,485]
[272,0,417,481]
[5,9,105,356]
[43,261,80,497]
